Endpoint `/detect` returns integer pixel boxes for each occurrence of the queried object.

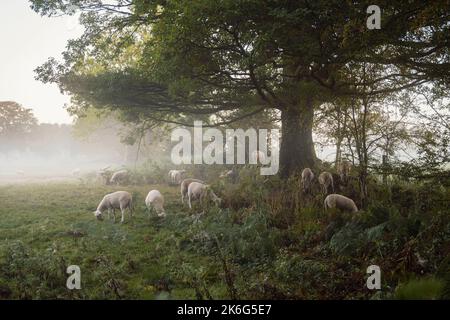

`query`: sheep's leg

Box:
[181,193,184,204]
[188,195,192,209]
[120,208,125,223]
[107,209,111,220]
[112,209,116,223]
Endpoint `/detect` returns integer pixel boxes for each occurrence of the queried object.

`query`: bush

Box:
[0,241,69,299]
[365,204,392,226]
[329,221,366,255]
[390,183,417,215]
[273,250,329,286]
[186,209,282,265]
[394,277,445,300]
[128,161,170,184]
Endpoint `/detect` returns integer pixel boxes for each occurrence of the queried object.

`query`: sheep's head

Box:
[214,197,222,206]
[93,210,104,221]
[155,205,166,217]
[157,211,167,218]
[220,170,232,178]
[208,190,222,206]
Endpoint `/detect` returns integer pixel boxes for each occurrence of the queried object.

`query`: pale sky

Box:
[0,0,83,124]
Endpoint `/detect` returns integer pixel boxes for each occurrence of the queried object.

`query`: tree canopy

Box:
[31,0,450,176]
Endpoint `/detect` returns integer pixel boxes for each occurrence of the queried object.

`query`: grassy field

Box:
[0,182,229,299]
[0,179,448,300]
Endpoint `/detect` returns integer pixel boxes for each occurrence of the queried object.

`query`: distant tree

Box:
[72,107,174,165]
[0,101,38,154]
[315,63,416,206]
[409,86,450,172]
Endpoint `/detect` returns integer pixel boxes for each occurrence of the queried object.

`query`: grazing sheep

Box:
[97,167,112,184]
[110,169,129,185]
[219,170,233,179]
[318,171,334,195]
[16,170,25,176]
[219,168,238,182]
[324,194,358,213]
[187,182,221,209]
[180,178,205,204]
[168,170,175,181]
[94,191,133,223]
[301,168,314,194]
[97,171,111,184]
[251,150,266,164]
[174,170,186,184]
[72,168,81,176]
[145,190,166,217]
[169,169,186,184]
[338,160,352,184]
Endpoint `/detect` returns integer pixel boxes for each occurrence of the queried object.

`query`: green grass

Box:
[395,277,445,300]
[0,181,448,300]
[0,183,225,299]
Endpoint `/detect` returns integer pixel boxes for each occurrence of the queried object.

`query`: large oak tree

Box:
[31,0,450,177]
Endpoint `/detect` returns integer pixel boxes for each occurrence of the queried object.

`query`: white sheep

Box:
[318,171,334,195]
[301,168,314,194]
[187,182,221,209]
[219,168,238,181]
[338,160,352,184]
[169,169,186,184]
[219,170,233,179]
[110,169,129,185]
[168,170,175,181]
[145,190,166,217]
[97,170,110,184]
[324,194,358,213]
[173,170,186,184]
[180,178,205,204]
[72,168,81,176]
[16,170,25,176]
[94,191,133,223]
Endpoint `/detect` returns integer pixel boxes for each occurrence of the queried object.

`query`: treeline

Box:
[0,101,131,172]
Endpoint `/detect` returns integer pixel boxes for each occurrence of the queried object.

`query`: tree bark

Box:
[279,97,316,178]
[334,103,342,168]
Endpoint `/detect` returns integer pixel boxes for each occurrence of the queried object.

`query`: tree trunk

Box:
[335,136,342,168]
[279,98,316,178]
[359,95,369,208]
[334,103,342,168]
[382,154,388,185]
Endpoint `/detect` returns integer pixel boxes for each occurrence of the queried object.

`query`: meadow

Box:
[0,182,225,299]
[0,173,448,300]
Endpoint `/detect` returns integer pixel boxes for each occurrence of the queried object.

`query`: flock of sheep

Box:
[302,160,358,213]
[93,169,222,223]
[91,159,358,224]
